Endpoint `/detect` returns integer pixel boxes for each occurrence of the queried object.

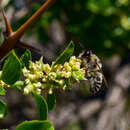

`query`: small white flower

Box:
[42,77,47,82]
[24,88,29,95]
[36,88,41,95]
[58,80,64,85]
[49,88,53,94]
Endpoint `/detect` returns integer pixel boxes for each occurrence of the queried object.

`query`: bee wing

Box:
[96,63,109,88]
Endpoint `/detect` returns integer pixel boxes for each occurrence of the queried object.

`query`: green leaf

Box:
[33,93,48,120]
[72,71,86,82]
[47,93,56,111]
[16,120,54,130]
[52,41,75,68]
[20,49,32,69]
[1,50,22,85]
[11,81,24,91]
[0,87,6,96]
[0,100,7,119]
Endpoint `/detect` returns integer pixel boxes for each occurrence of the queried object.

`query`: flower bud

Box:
[72,62,81,70]
[48,72,57,80]
[69,56,77,66]
[35,72,43,79]
[54,64,63,72]
[43,64,51,74]
[61,71,71,78]
[33,82,42,88]
[49,88,53,94]
[23,67,30,76]
[35,57,44,71]
[36,88,41,95]
[42,75,48,82]
[27,74,35,81]
[25,79,30,84]
[24,88,29,95]
[64,62,71,71]
[24,83,34,95]
[0,71,2,78]
[55,79,65,85]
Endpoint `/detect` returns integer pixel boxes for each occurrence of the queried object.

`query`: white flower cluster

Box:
[22,56,86,95]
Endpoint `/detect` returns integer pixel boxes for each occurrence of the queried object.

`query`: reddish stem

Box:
[1,9,12,35]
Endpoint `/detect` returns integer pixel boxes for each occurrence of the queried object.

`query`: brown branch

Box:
[16,41,40,52]
[0,0,56,60]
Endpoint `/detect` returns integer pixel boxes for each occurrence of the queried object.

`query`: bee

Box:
[79,50,108,94]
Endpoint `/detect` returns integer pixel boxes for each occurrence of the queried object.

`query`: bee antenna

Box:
[90,50,92,54]
[78,42,85,50]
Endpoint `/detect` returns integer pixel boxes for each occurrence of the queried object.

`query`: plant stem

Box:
[0,0,56,60]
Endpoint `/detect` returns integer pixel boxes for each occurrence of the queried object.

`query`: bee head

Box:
[82,50,92,58]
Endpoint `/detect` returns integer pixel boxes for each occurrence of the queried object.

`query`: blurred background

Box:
[0,0,130,130]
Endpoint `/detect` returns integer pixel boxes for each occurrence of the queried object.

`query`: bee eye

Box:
[82,51,91,58]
